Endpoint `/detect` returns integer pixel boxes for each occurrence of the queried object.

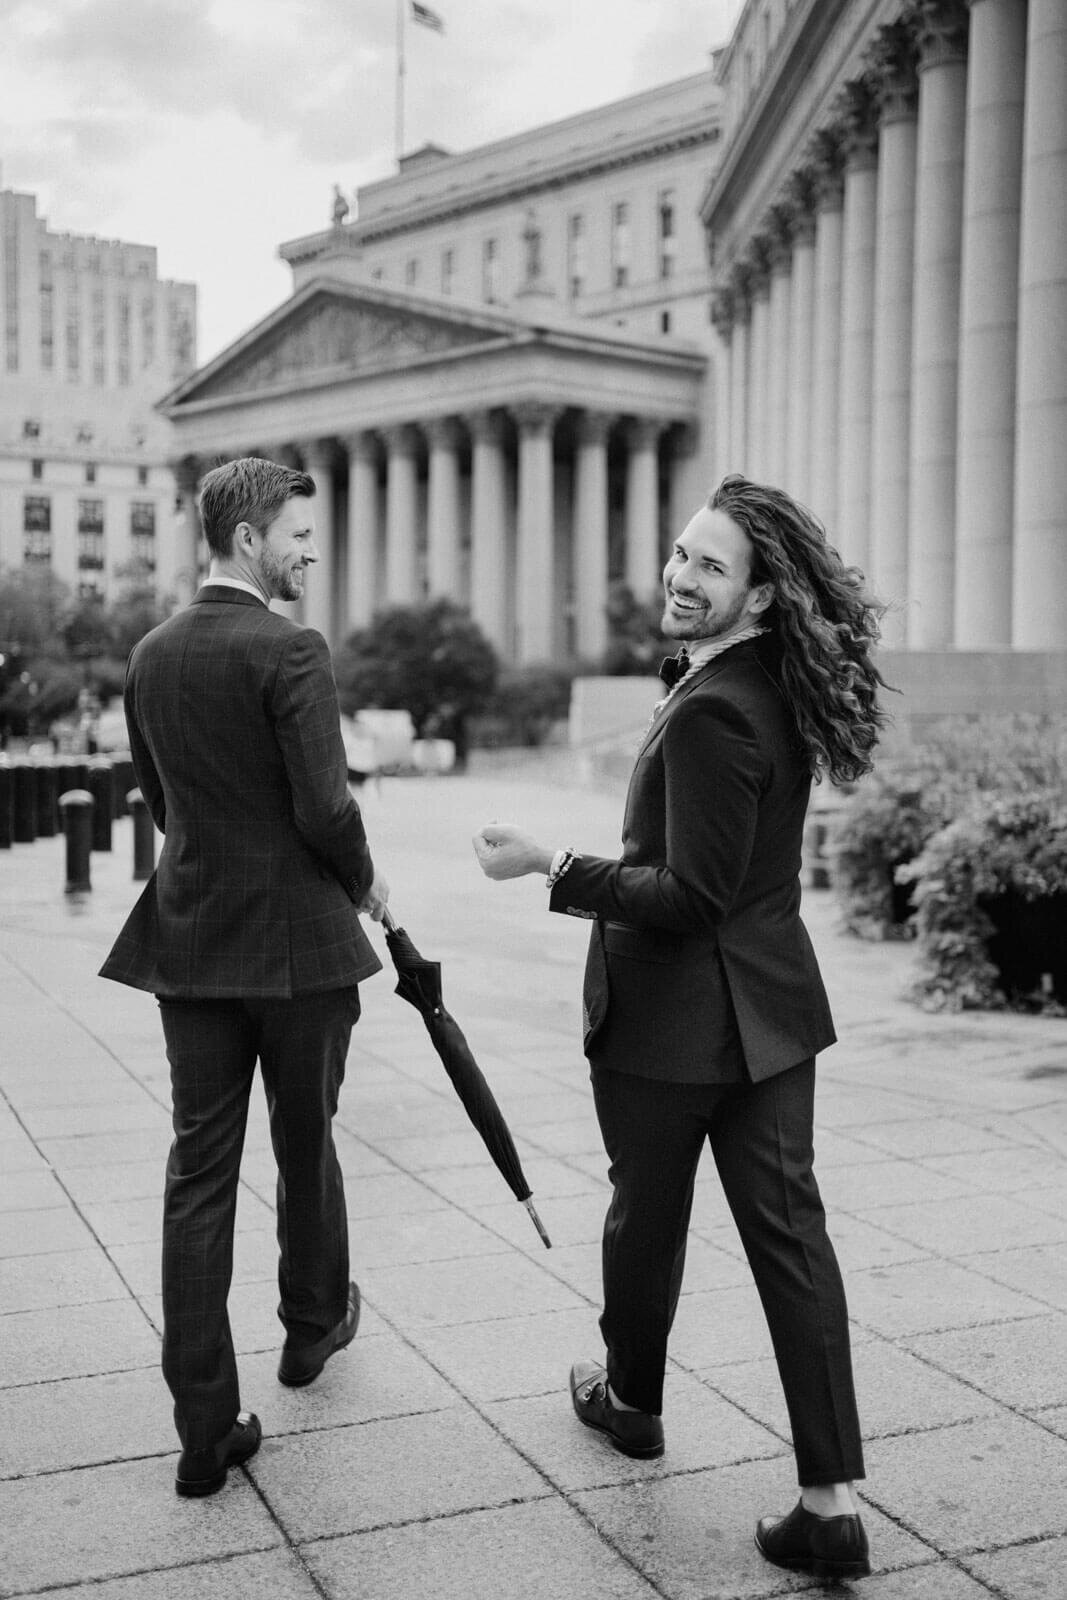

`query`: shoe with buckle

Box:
[755,1498,871,1580]
[174,1411,261,1498]
[569,1360,664,1459]
[278,1281,361,1388]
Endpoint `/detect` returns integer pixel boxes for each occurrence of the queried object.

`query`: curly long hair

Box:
[709,474,891,785]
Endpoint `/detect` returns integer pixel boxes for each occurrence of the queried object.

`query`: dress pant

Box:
[591,1059,865,1486]
[158,987,360,1450]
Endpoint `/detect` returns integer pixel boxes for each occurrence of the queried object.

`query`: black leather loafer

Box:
[175,1411,261,1498]
[569,1360,664,1459]
[755,1498,871,1580]
[278,1281,361,1388]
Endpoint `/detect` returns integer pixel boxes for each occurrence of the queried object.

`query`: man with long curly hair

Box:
[474,474,887,1582]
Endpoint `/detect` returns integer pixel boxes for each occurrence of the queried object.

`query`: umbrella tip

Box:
[524,1196,552,1249]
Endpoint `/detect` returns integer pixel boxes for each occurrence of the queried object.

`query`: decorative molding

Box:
[834,78,880,172]
[764,204,795,273]
[513,402,563,435]
[866,19,920,125]
[710,287,735,339]
[782,168,818,246]
[914,0,969,70]
[807,126,846,212]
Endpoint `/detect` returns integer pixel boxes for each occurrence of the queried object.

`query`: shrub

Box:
[475,664,574,747]
[900,790,1067,1014]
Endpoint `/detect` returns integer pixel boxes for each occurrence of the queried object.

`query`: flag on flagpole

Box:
[411,1,445,31]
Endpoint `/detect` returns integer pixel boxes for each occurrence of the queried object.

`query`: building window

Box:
[130,501,157,571]
[481,236,500,303]
[611,202,631,289]
[77,498,105,570]
[66,291,81,380]
[23,496,52,563]
[117,291,131,384]
[4,224,19,373]
[141,295,156,368]
[660,310,672,334]
[137,464,149,486]
[85,462,97,484]
[658,190,676,280]
[31,459,43,480]
[169,301,194,378]
[91,287,107,385]
[23,418,40,439]
[567,214,586,299]
[39,250,54,370]
[371,265,384,281]
[440,247,455,296]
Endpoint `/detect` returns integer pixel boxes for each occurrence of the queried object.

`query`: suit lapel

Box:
[636,645,755,760]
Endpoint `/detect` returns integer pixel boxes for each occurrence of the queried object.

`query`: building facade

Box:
[0,179,197,600]
[160,74,724,662]
[703,0,1066,652]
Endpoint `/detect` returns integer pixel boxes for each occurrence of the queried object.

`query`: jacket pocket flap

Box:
[603,922,691,965]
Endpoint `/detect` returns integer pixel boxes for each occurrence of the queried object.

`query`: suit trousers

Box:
[158,987,360,1450]
[591,1059,865,1486]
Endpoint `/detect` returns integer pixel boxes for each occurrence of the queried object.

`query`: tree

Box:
[334,599,499,771]
[601,580,663,675]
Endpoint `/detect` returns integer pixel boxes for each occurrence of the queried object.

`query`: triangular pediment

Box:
[176,282,514,405]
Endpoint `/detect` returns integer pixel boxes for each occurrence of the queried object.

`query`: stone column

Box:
[784,174,817,503]
[868,21,920,643]
[729,265,753,474]
[172,456,202,602]
[573,411,612,661]
[345,431,380,631]
[746,242,772,481]
[1012,0,1066,646]
[907,0,970,647]
[808,129,846,532]
[467,410,509,652]
[425,417,464,600]
[764,208,793,487]
[710,288,735,482]
[513,403,561,663]
[302,439,337,641]
[383,424,421,605]
[836,80,880,574]
[624,418,664,600]
[955,0,1027,645]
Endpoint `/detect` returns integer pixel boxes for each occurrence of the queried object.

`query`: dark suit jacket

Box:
[100,586,381,999]
[549,635,835,1083]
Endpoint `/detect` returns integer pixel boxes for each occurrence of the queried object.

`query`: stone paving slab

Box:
[1,763,1066,1599]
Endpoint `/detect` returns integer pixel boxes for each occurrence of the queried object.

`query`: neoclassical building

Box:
[704,0,1065,653]
[160,74,723,661]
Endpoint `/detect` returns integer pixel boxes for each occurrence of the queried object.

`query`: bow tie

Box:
[658,648,691,689]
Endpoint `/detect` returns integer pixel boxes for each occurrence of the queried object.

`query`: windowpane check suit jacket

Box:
[549,636,835,1083]
[100,586,381,999]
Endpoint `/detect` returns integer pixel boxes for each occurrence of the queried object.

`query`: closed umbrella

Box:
[382,909,551,1248]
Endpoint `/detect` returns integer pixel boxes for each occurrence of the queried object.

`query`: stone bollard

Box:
[110,755,134,818]
[86,758,114,852]
[59,789,93,893]
[11,759,37,843]
[33,757,58,838]
[0,757,12,849]
[127,788,155,881]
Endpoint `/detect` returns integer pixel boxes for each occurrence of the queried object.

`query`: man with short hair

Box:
[475,475,887,1581]
[102,456,388,1496]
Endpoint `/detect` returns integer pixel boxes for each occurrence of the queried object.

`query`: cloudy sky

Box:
[0,0,743,364]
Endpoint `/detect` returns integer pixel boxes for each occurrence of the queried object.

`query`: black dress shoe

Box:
[755,1498,871,1581]
[175,1412,261,1498]
[278,1281,361,1388]
[569,1360,664,1459]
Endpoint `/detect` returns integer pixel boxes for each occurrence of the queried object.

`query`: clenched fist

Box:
[472,822,554,880]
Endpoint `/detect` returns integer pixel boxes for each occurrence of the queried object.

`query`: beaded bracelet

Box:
[546,847,581,889]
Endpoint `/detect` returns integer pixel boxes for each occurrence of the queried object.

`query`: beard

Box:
[259,545,304,602]
[661,585,751,642]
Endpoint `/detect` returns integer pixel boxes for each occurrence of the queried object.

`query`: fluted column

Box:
[345,431,380,631]
[907,0,970,647]
[302,439,337,641]
[746,242,772,480]
[573,411,612,662]
[836,81,880,573]
[514,403,561,663]
[868,21,920,642]
[383,424,421,605]
[955,0,1027,645]
[784,175,817,503]
[1012,0,1067,647]
[729,265,753,475]
[426,417,464,600]
[467,410,509,652]
[710,289,735,482]
[764,209,793,486]
[624,418,663,600]
[172,456,202,603]
[808,130,846,531]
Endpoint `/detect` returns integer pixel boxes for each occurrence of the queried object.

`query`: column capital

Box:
[744,236,772,299]
[781,169,818,247]
[729,262,754,324]
[624,416,666,450]
[381,423,421,456]
[465,407,507,445]
[807,127,846,211]
[710,286,735,339]
[171,454,201,493]
[763,204,795,274]
[512,401,563,437]
[425,416,465,450]
[302,437,339,472]
[341,429,379,462]
[866,19,919,124]
[913,0,969,69]
[833,78,880,171]
[577,410,614,446]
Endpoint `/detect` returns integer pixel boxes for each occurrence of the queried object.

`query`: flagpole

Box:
[395,0,406,164]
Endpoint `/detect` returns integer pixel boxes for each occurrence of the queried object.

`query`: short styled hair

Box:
[198,456,315,559]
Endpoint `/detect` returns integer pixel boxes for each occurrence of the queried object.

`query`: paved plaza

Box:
[1,757,1066,1599]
